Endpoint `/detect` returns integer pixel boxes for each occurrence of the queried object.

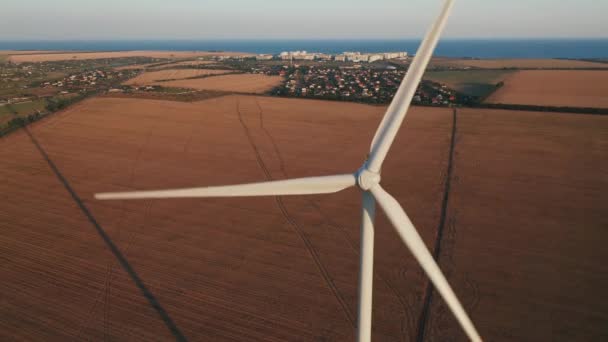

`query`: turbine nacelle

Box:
[356,166,381,191]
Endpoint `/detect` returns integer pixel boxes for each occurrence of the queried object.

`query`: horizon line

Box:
[1,37,607,42]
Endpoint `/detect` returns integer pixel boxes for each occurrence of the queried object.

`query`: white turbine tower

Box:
[96,0,482,340]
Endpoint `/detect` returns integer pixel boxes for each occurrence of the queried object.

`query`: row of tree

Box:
[0,92,94,137]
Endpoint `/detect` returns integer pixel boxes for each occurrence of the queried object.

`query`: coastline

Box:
[1,38,608,59]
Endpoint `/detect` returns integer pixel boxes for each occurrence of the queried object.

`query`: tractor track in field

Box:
[252,97,411,340]
[416,108,459,342]
[254,98,288,177]
[236,97,355,327]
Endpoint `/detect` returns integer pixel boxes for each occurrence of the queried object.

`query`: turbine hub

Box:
[356,167,381,191]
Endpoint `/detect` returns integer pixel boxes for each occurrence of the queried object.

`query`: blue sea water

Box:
[0,39,607,59]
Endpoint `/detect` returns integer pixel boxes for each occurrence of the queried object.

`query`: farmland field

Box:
[0,50,64,58]
[424,70,512,97]
[0,95,607,341]
[156,74,284,93]
[424,108,608,341]
[0,105,12,124]
[8,51,252,63]
[124,69,233,86]
[9,99,48,116]
[0,99,47,125]
[485,70,608,108]
[0,96,452,341]
[448,59,608,69]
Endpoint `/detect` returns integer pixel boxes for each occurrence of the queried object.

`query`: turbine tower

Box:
[96,0,482,340]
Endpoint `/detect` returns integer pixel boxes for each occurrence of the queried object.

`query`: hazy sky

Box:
[1,0,606,40]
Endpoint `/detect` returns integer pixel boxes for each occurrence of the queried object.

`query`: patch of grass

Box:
[424,70,512,97]
[0,105,14,125]
[10,99,48,117]
[44,71,67,81]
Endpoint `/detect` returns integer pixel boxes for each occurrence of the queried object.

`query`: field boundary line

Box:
[416,108,458,342]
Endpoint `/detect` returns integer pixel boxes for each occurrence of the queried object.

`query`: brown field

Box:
[424,108,608,341]
[1,95,607,341]
[449,58,608,69]
[8,51,252,63]
[0,51,63,62]
[124,69,233,86]
[0,50,67,56]
[485,70,608,108]
[0,96,452,341]
[408,58,608,71]
[156,74,284,93]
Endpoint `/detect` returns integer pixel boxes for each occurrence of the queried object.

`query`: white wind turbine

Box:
[96,0,482,340]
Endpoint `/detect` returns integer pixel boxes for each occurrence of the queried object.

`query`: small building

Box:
[356,55,370,63]
[256,54,273,61]
[368,54,384,63]
[384,52,408,60]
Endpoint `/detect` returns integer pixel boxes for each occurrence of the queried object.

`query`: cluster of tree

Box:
[45,92,90,113]
[1,92,95,137]
[0,112,43,136]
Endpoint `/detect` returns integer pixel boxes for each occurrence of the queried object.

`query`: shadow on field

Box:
[23,127,188,342]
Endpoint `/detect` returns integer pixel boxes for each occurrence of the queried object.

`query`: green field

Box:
[12,99,48,116]
[0,106,16,126]
[424,70,512,97]
[0,99,48,125]
[0,105,12,122]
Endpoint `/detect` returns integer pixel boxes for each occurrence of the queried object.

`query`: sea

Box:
[0,39,607,59]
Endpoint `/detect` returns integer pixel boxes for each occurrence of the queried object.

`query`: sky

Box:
[1,0,606,40]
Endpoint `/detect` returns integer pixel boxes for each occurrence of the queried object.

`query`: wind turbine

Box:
[96,0,482,340]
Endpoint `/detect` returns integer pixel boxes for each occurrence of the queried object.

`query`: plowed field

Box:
[8,51,251,63]
[156,74,284,93]
[1,96,607,341]
[485,70,608,108]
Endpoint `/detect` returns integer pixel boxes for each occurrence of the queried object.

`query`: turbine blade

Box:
[357,191,376,342]
[96,174,356,200]
[370,185,482,342]
[368,0,455,172]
